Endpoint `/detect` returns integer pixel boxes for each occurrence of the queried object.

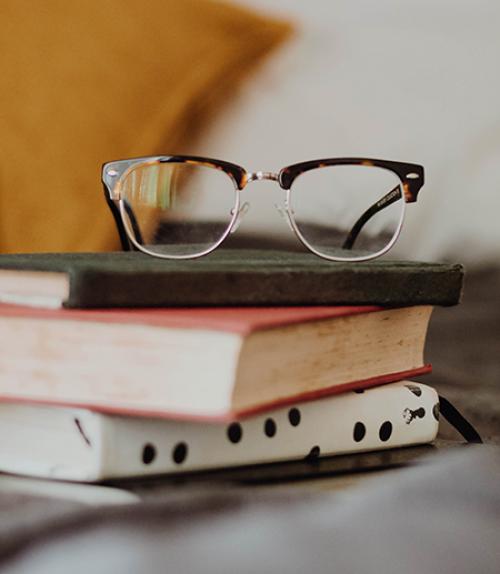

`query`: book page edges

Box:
[0,317,243,419]
[0,270,68,308]
[0,307,431,421]
[233,306,434,411]
[232,364,432,419]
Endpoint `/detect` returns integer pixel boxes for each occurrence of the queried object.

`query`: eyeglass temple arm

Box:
[342,184,402,250]
[122,200,145,245]
[103,185,145,251]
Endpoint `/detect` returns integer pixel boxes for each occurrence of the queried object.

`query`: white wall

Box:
[194,0,500,265]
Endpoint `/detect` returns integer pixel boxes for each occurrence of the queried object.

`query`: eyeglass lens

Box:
[289,164,404,260]
[118,161,238,257]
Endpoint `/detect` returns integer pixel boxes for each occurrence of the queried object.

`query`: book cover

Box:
[0,381,440,481]
[0,250,464,308]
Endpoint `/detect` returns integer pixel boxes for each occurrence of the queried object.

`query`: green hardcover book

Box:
[0,250,463,308]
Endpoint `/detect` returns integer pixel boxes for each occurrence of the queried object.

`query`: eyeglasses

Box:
[102,156,424,262]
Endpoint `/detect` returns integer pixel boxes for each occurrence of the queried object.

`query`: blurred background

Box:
[198,0,500,266]
[2,0,499,266]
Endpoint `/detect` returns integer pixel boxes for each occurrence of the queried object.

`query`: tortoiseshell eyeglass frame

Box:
[102,156,424,262]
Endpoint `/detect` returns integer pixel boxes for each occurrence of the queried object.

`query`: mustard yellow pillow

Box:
[0,0,291,252]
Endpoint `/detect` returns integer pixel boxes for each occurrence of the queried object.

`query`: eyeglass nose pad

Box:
[274,203,295,232]
[230,202,250,234]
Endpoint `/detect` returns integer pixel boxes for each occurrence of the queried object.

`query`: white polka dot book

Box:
[0,381,439,482]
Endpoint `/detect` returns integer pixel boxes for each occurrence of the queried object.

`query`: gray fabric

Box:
[0,447,499,573]
[421,268,500,443]
[0,493,86,566]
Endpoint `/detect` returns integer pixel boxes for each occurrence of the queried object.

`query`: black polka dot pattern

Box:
[264,418,277,438]
[415,407,426,419]
[379,421,393,441]
[142,443,156,465]
[172,442,188,464]
[227,422,242,444]
[405,384,422,397]
[305,445,321,462]
[288,408,301,427]
[354,389,365,394]
[353,422,366,442]
[433,403,440,421]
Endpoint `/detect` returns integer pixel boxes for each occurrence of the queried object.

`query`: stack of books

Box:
[0,250,463,482]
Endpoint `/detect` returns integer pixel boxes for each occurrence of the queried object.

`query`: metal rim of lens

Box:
[118,162,241,260]
[285,170,407,262]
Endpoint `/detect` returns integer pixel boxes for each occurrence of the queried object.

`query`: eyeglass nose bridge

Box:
[245,171,280,184]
